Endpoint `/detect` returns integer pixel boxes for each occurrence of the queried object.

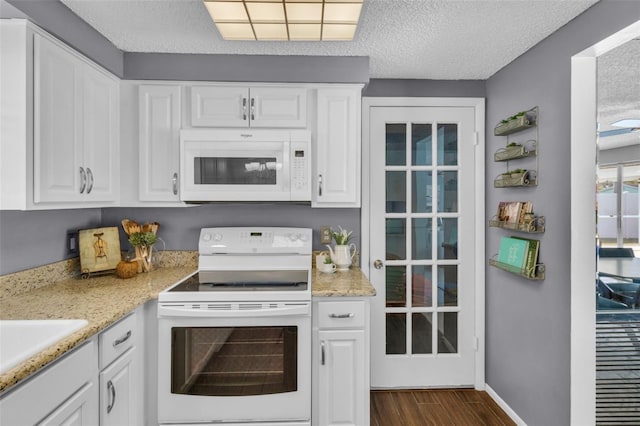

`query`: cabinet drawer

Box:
[317,301,365,329]
[99,313,136,369]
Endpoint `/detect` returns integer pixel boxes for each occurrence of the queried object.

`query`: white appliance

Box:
[180,129,311,202]
[158,227,312,425]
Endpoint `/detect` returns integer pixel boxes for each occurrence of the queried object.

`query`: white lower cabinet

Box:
[313,299,370,426]
[0,341,99,425]
[98,311,140,426]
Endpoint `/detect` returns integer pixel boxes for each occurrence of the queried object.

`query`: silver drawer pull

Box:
[329,313,355,319]
[113,330,132,347]
[107,380,116,414]
[321,340,326,366]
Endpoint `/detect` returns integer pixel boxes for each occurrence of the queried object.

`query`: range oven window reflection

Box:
[171,326,298,396]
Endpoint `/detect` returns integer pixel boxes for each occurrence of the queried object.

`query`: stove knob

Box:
[288,233,298,241]
[299,233,308,242]
[213,233,223,242]
[202,233,212,242]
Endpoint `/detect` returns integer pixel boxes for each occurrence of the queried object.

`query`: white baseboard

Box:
[485,384,527,426]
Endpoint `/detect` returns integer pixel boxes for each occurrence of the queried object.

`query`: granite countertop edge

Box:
[0,265,375,393]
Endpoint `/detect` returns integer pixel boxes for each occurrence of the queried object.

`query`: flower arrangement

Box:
[332,226,353,245]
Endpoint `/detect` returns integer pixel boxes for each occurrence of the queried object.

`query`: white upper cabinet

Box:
[0,21,119,210]
[190,86,307,128]
[34,34,119,205]
[313,87,362,207]
[138,85,181,202]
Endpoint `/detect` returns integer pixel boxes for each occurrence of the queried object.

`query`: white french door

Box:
[367,103,482,388]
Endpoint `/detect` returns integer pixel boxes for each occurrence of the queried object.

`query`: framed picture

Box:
[79,227,121,276]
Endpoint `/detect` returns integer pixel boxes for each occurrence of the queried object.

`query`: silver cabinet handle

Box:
[321,340,326,366]
[329,313,355,319]
[113,330,131,347]
[242,98,247,120]
[107,380,116,414]
[250,97,255,121]
[86,167,94,194]
[374,259,384,269]
[79,167,87,194]
[318,174,323,197]
[172,172,178,195]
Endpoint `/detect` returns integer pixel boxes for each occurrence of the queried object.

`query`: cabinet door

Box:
[38,381,99,426]
[33,33,83,203]
[191,86,248,127]
[317,329,366,426]
[314,88,361,207]
[82,65,119,203]
[139,85,181,201]
[250,87,307,128]
[100,347,137,426]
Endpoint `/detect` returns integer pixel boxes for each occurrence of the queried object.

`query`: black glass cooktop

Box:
[169,270,309,292]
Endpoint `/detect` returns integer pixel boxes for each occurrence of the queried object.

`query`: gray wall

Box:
[3,0,123,77]
[101,204,360,255]
[484,1,640,425]
[363,78,486,98]
[0,209,101,274]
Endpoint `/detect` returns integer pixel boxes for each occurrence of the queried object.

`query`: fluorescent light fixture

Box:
[204,0,363,41]
[611,119,640,128]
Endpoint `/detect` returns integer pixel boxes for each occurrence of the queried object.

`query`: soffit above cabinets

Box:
[59,0,597,80]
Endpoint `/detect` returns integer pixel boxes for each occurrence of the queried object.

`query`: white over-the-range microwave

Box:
[180,129,311,202]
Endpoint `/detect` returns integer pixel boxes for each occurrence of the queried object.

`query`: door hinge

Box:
[473,337,479,351]
[473,131,479,146]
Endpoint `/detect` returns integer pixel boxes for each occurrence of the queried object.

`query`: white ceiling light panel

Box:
[204,0,364,41]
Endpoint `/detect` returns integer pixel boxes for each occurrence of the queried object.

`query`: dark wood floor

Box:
[371,389,516,426]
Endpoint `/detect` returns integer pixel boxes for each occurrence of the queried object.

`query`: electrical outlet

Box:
[320,226,332,244]
[67,230,78,255]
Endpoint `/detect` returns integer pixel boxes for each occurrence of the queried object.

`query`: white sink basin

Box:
[0,319,88,374]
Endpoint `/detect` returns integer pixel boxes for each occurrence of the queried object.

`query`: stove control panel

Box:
[199,227,312,254]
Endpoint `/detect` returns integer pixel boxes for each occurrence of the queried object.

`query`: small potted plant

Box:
[494,111,531,136]
[128,231,158,272]
[326,226,356,271]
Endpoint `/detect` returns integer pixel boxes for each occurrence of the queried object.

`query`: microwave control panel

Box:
[290,141,310,200]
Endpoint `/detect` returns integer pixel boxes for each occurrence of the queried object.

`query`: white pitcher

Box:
[326,243,357,271]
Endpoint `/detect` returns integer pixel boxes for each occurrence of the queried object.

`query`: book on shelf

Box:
[518,202,534,225]
[511,236,540,277]
[497,236,529,271]
[497,201,522,225]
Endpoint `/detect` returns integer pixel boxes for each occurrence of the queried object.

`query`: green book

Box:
[512,237,540,277]
[497,237,529,271]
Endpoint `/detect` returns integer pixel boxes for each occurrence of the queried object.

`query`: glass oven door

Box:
[181,139,291,201]
[157,304,311,424]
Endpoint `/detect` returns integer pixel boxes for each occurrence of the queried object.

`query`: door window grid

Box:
[385,121,461,356]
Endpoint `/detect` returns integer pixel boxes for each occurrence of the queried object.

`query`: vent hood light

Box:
[204,0,363,41]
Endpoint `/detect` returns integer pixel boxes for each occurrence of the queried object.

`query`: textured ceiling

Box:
[60,0,599,80]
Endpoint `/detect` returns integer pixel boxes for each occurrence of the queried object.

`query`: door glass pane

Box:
[411,265,432,307]
[386,123,406,166]
[195,157,277,185]
[438,171,458,213]
[437,123,458,165]
[438,265,458,307]
[386,313,406,354]
[412,218,432,260]
[171,326,297,396]
[386,219,406,260]
[412,123,432,166]
[412,313,433,354]
[386,171,406,213]
[412,171,432,213]
[438,218,458,260]
[437,312,458,354]
[386,266,406,308]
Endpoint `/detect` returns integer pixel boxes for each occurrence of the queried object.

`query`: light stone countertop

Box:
[0,260,375,393]
[312,267,376,297]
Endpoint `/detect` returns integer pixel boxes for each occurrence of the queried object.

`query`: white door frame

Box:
[570,19,640,426]
[361,97,486,389]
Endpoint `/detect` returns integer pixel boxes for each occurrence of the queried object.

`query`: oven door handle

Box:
[158,303,310,318]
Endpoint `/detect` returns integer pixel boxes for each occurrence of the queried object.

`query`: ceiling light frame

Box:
[204,0,363,41]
